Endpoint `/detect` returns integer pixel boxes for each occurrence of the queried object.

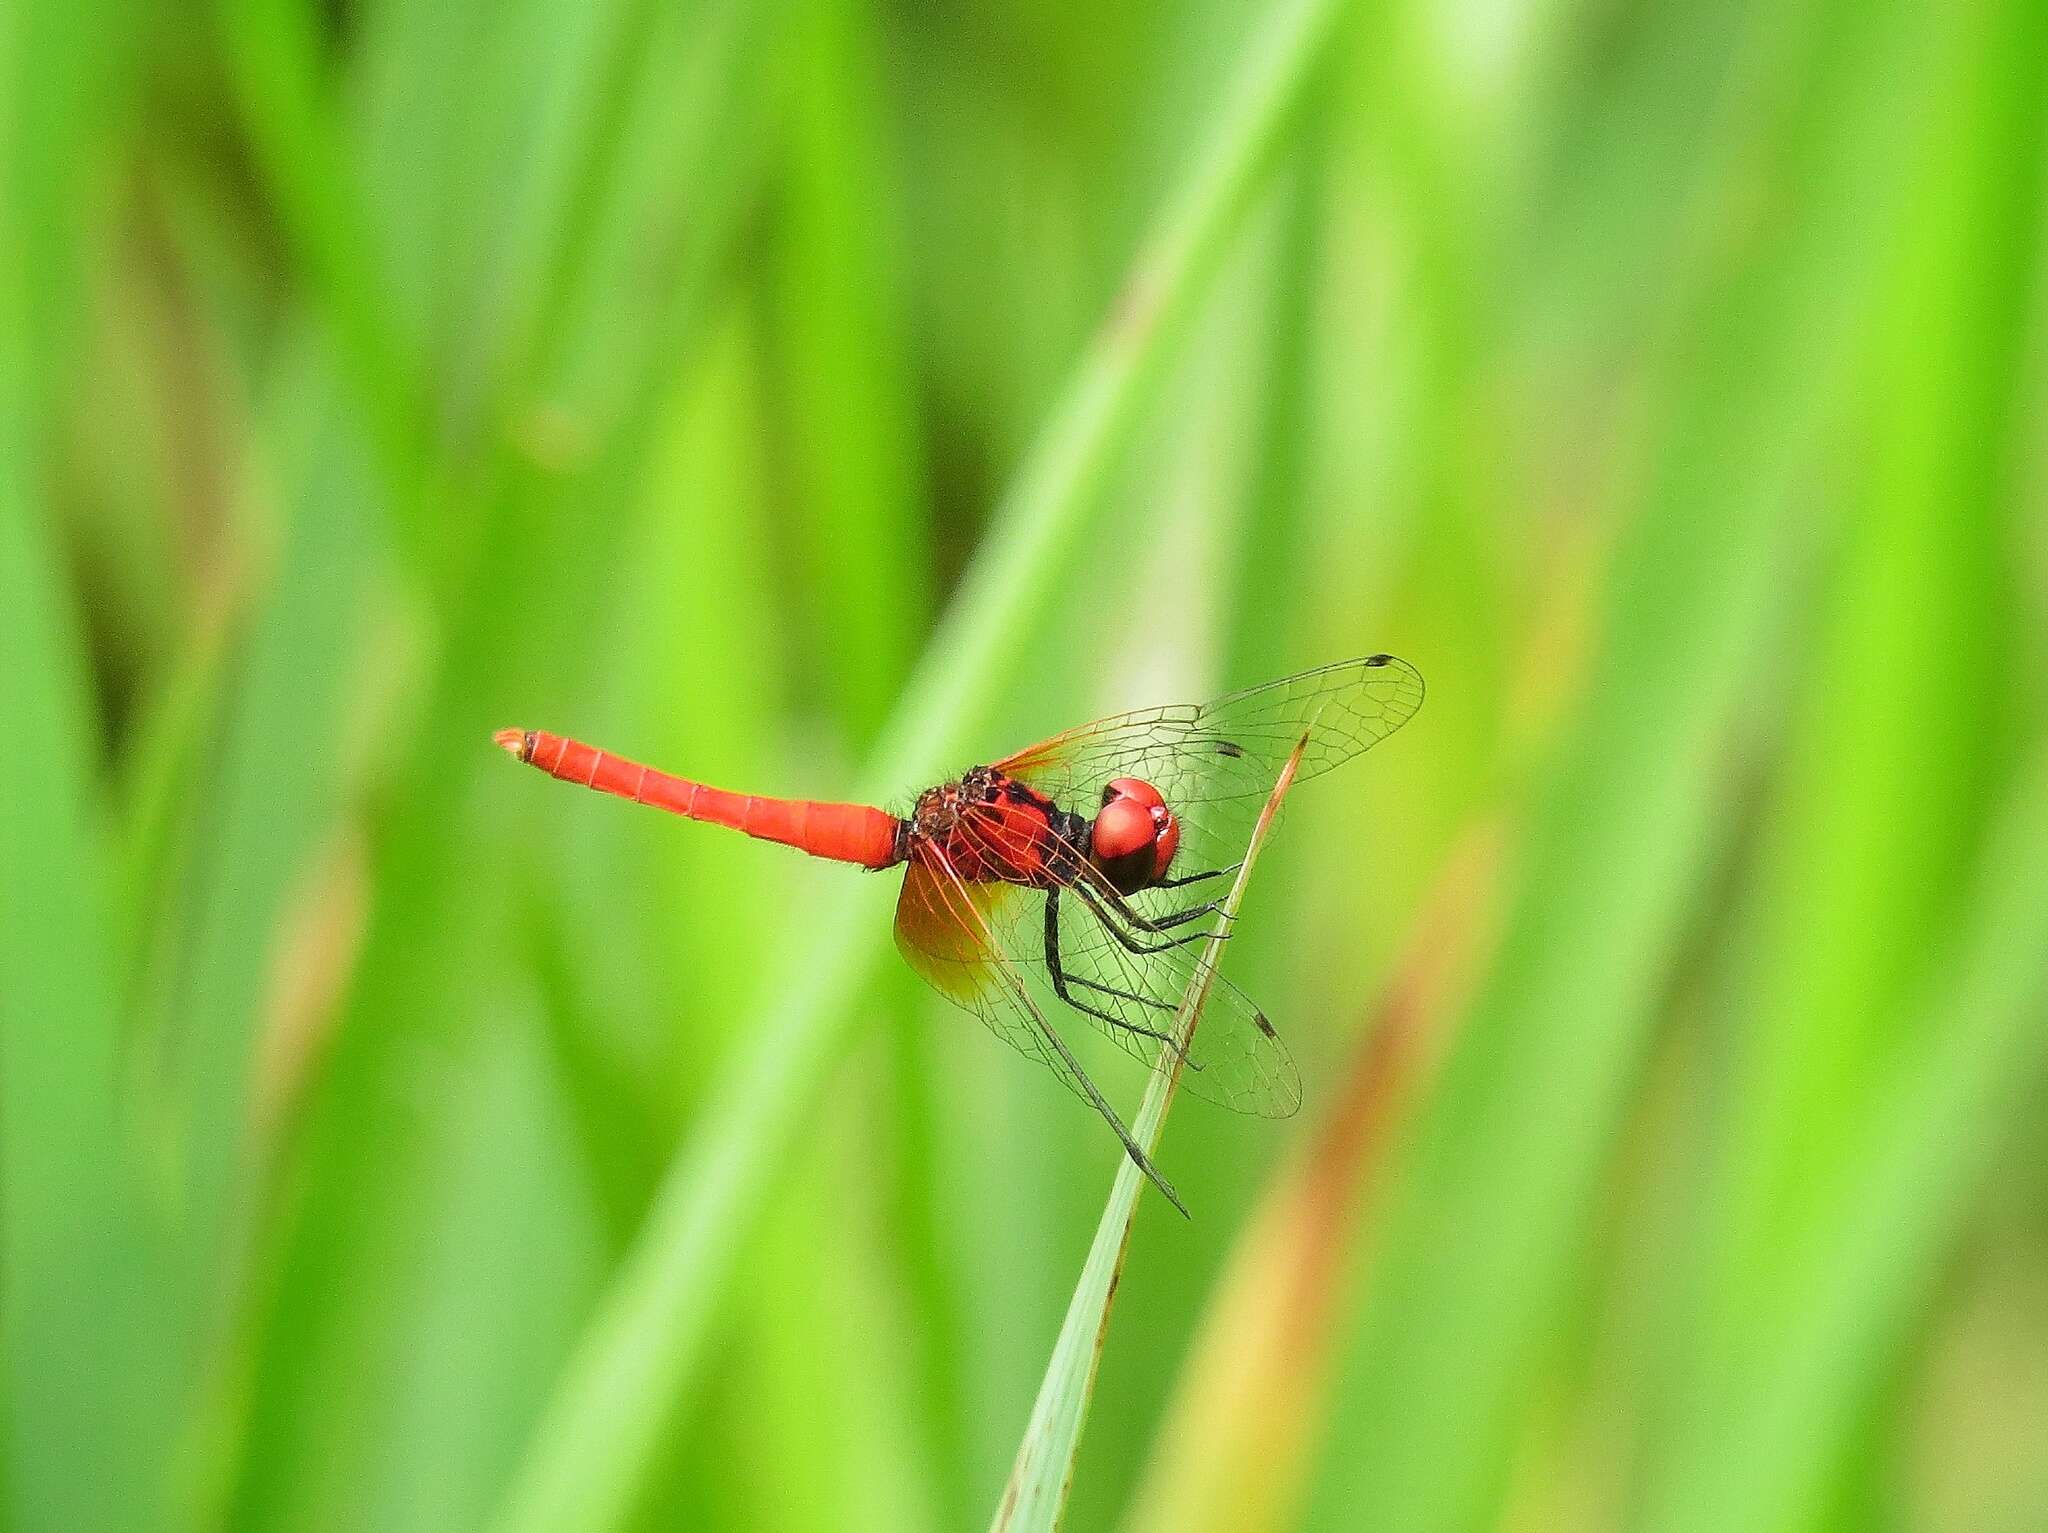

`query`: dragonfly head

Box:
[1090,776,1181,893]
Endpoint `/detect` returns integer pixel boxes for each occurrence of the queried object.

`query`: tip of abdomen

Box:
[493,728,533,762]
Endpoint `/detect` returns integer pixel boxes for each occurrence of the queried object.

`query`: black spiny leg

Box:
[1154,860,1241,890]
[1043,888,1190,1062]
[1072,880,1222,955]
[1087,875,1231,935]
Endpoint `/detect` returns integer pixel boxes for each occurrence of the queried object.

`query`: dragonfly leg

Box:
[1043,841,1230,933]
[1072,880,1217,955]
[1084,877,1230,940]
[1071,973,1175,1014]
[1153,860,1242,890]
[1146,898,1230,930]
[1102,872,1237,933]
[1114,895,1229,932]
[1044,890,1193,1065]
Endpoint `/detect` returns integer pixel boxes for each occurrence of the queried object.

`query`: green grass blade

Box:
[490,2,1360,1526]
[0,5,175,1523]
[1301,1,1939,1521]
[1117,824,1504,1533]
[0,427,178,1533]
[194,1,785,1520]
[221,0,427,529]
[993,738,1309,1533]
[1647,744,2048,1532]
[771,0,927,743]
[1645,3,2048,1521]
[166,363,381,1316]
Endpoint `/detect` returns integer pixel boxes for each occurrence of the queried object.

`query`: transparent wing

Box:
[905,815,1302,1119]
[1001,856,1299,1118]
[995,655,1424,873]
[893,852,1072,1085]
[893,848,1187,1209]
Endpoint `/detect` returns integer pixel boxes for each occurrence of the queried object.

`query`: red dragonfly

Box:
[496,655,1423,1212]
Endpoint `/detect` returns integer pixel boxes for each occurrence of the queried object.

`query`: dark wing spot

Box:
[1365,653,1391,667]
[1214,739,1245,758]
[1253,1011,1277,1038]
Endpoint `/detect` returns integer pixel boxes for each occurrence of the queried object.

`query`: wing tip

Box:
[1360,652,1426,716]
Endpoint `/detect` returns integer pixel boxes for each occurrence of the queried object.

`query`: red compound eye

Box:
[1091,796,1156,863]
[1100,776,1166,812]
[1151,807,1180,881]
[1090,777,1179,892]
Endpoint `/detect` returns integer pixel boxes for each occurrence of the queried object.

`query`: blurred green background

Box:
[5,0,2047,1529]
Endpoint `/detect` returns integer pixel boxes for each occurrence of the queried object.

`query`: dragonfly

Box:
[496,655,1423,1213]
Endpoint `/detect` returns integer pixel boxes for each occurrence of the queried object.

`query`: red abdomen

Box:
[499,728,904,870]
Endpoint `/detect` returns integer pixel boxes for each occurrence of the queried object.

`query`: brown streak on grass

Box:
[1119,818,1506,1533]
[255,827,368,1137]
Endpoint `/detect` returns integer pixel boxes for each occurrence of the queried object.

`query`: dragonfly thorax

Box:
[909,766,1182,895]
[911,767,1069,886]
